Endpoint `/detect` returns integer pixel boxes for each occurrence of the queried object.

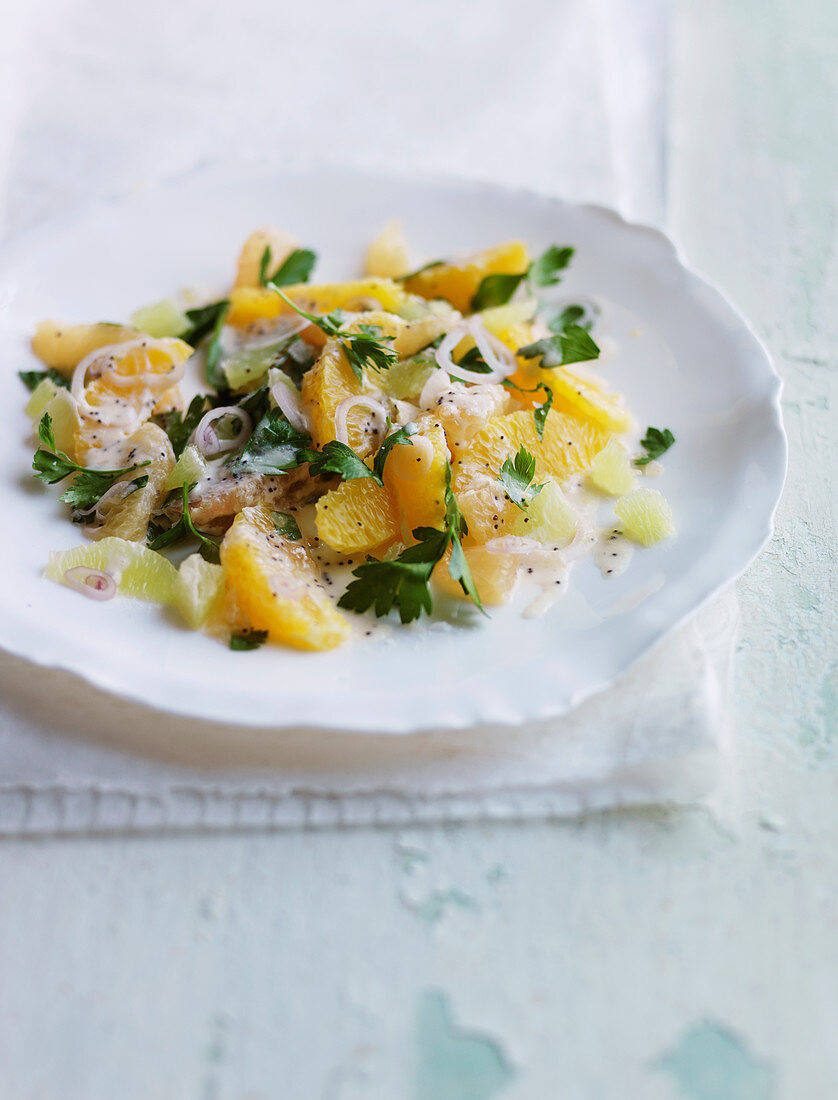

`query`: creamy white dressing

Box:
[594,530,634,578]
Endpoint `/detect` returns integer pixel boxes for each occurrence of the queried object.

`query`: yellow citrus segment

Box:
[457,409,610,487]
[542,364,636,434]
[31,321,139,374]
[587,438,637,496]
[226,278,407,328]
[403,241,530,312]
[365,221,410,279]
[433,546,518,605]
[383,417,449,535]
[175,554,226,628]
[234,226,300,288]
[221,504,350,651]
[511,480,577,545]
[28,385,80,459]
[316,478,399,554]
[129,299,189,339]
[614,488,675,546]
[94,424,174,542]
[44,537,180,605]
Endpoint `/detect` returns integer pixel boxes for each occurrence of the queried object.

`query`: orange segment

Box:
[74,337,192,467]
[456,408,611,487]
[226,278,407,328]
[365,221,410,279]
[221,504,350,651]
[383,416,449,535]
[300,339,377,454]
[31,321,139,374]
[541,365,636,434]
[433,545,518,605]
[453,473,518,544]
[234,226,299,288]
[315,478,399,554]
[95,424,174,542]
[403,241,530,312]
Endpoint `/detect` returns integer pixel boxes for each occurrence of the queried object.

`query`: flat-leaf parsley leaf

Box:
[636,426,675,466]
[32,413,151,512]
[517,323,600,368]
[338,460,484,623]
[259,245,317,287]
[272,289,397,381]
[497,446,544,511]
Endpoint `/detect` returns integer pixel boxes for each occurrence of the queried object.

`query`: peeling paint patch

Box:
[411,888,478,925]
[652,1019,775,1100]
[415,991,514,1100]
[486,863,508,883]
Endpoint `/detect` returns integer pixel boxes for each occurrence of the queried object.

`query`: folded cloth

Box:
[0,591,736,834]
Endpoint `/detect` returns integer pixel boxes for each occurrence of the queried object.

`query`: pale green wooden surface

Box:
[1,1,836,1097]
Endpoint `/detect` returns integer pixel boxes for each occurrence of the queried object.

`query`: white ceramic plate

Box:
[0,163,785,732]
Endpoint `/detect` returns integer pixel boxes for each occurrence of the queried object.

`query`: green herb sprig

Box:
[259,245,317,288]
[152,393,211,457]
[338,461,483,623]
[19,369,71,393]
[497,446,544,512]
[272,289,397,382]
[636,427,675,466]
[32,413,151,512]
[517,324,600,368]
[471,245,575,311]
[147,481,221,563]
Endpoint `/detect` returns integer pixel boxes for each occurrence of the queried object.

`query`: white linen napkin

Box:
[0,0,737,834]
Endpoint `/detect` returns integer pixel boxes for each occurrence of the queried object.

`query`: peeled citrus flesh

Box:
[511,480,577,545]
[455,408,610,489]
[221,504,350,650]
[403,241,530,313]
[31,321,139,374]
[433,546,518,605]
[226,278,407,328]
[45,537,180,605]
[543,365,636,434]
[587,438,637,496]
[316,478,399,554]
[365,221,410,279]
[95,424,175,542]
[234,226,300,288]
[383,417,449,535]
[614,488,675,546]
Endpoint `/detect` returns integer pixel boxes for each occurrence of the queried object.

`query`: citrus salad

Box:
[20,223,675,651]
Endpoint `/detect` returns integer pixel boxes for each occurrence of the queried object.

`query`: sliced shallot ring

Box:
[270,377,310,433]
[333,395,389,447]
[434,319,516,384]
[72,478,140,520]
[192,406,253,457]
[71,338,186,418]
[63,567,117,601]
[245,317,310,348]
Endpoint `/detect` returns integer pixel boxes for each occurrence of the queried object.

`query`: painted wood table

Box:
[0,0,835,1097]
